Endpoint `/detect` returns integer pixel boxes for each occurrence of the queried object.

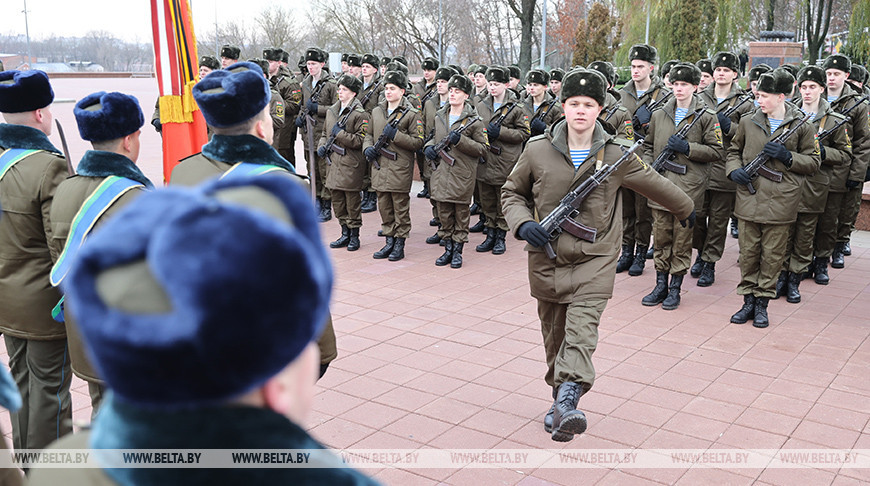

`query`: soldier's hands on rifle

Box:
[306,100,318,114]
[728,167,752,185]
[487,123,501,141]
[530,118,547,136]
[382,124,398,140]
[763,142,792,167]
[679,209,696,229]
[317,145,328,158]
[364,147,378,161]
[517,221,549,248]
[424,146,439,160]
[635,104,652,126]
[666,135,690,154]
[716,113,731,134]
[330,123,342,137]
[448,130,461,145]
[294,116,305,128]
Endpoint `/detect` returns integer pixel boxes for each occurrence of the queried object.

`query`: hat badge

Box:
[580,79,587,85]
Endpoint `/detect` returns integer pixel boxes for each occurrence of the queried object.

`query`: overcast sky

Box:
[0,0,307,43]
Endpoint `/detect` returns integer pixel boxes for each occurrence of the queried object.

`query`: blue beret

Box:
[193,62,270,128]
[63,175,333,409]
[0,70,54,113]
[74,92,145,142]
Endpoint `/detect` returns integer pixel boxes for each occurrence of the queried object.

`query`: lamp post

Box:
[540,0,547,68]
[23,0,33,68]
[438,0,443,64]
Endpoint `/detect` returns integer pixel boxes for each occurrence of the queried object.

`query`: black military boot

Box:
[813,256,829,285]
[662,274,683,310]
[786,271,801,303]
[690,254,704,278]
[628,245,648,276]
[698,261,716,287]
[476,229,496,252]
[426,230,441,244]
[753,297,770,328]
[373,236,394,259]
[641,271,669,306]
[361,192,377,213]
[469,214,486,233]
[615,244,634,273]
[469,202,481,215]
[551,382,587,442]
[831,242,845,268]
[388,237,405,261]
[435,240,453,266]
[730,294,755,324]
[774,271,787,299]
[843,241,852,256]
[417,180,429,198]
[730,218,739,238]
[429,217,439,226]
[318,201,332,222]
[450,242,464,268]
[544,388,557,433]
[346,227,360,251]
[492,229,506,255]
[646,246,654,259]
[329,225,350,248]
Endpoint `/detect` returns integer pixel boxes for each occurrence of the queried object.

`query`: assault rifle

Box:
[429,116,480,168]
[743,111,813,195]
[368,107,409,169]
[720,92,754,118]
[651,107,706,175]
[633,91,673,134]
[420,86,437,106]
[359,78,384,108]
[488,102,518,156]
[836,94,870,118]
[300,79,326,200]
[539,139,644,259]
[322,107,355,166]
[602,102,621,123]
[534,99,559,123]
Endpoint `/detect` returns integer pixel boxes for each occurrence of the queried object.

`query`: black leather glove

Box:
[530,118,547,136]
[680,210,696,229]
[364,147,378,161]
[151,118,162,133]
[819,145,826,161]
[294,116,305,128]
[330,123,342,137]
[763,141,792,167]
[448,130,461,145]
[316,146,327,158]
[666,135,690,154]
[382,124,398,141]
[306,100,318,114]
[716,113,731,134]
[729,167,752,185]
[635,104,652,126]
[424,146,439,160]
[517,221,549,248]
[487,123,501,141]
[846,179,861,189]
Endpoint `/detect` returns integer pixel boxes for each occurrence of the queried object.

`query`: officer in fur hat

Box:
[502,68,693,442]
[696,59,713,91]
[265,47,303,166]
[508,64,524,97]
[379,56,391,76]
[726,69,820,328]
[48,91,153,414]
[549,68,564,99]
[250,58,287,139]
[422,66,458,236]
[747,63,772,103]
[200,55,220,78]
[523,69,563,137]
[471,64,489,103]
[220,44,241,68]
[341,53,350,74]
[29,176,379,486]
[659,59,680,89]
[347,53,363,78]
[587,61,633,140]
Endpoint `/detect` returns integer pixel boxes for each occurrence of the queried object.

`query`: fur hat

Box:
[337,74,363,94]
[560,68,607,105]
[392,56,408,67]
[756,70,795,96]
[361,53,379,68]
[435,66,457,82]
[447,74,473,95]
[748,63,772,83]
[660,59,680,78]
[341,53,349,63]
[629,44,657,64]
[263,48,283,62]
[822,54,851,73]
[851,64,869,84]
[473,64,488,76]
[778,64,798,79]
[587,61,615,86]
[467,64,478,75]
[549,68,565,82]
[383,70,408,89]
[526,69,550,86]
[422,57,439,71]
[508,65,521,80]
[385,61,408,75]
[297,55,306,70]
[305,47,326,63]
[485,66,510,84]
[74,91,144,142]
[346,53,362,68]
[247,58,270,77]
[797,65,826,88]
[281,51,290,64]
[696,59,713,76]
[449,64,465,76]
[199,55,220,71]
[220,45,240,60]
[63,175,332,409]
[668,62,702,85]
[381,56,392,67]
[193,62,270,128]
[0,70,54,113]
[713,51,739,73]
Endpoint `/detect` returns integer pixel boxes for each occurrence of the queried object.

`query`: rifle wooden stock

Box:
[379,147,397,160]
[439,149,455,166]
[489,144,502,155]
[651,107,705,175]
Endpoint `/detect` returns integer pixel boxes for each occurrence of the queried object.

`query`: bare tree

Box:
[805,0,834,63]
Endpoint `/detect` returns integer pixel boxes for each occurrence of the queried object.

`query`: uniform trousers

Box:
[4,335,72,450]
[478,181,509,231]
[693,190,735,263]
[621,189,652,247]
[736,219,790,299]
[652,208,693,276]
[331,190,362,228]
[536,298,608,392]
[837,186,863,243]
[815,191,845,258]
[436,201,470,243]
[301,129,331,201]
[377,191,411,238]
[87,382,105,420]
[785,212,820,274]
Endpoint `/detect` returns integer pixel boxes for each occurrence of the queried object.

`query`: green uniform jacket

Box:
[0,126,68,340]
[364,97,424,193]
[697,82,755,192]
[794,99,852,213]
[522,92,564,130]
[301,74,338,141]
[427,101,489,204]
[828,83,870,190]
[411,79,436,109]
[643,96,725,210]
[270,87,285,132]
[422,95,448,179]
[599,91,633,140]
[726,103,821,224]
[618,77,669,118]
[270,73,301,150]
[320,99,369,192]
[502,121,694,303]
[476,91,531,185]
[358,73,384,113]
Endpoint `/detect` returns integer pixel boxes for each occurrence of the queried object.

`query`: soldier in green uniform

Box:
[548,68,564,99]
[747,64,772,103]
[640,63,722,310]
[199,55,219,78]
[220,44,240,68]
[522,69,563,137]
[0,69,72,450]
[471,64,489,104]
[696,59,713,91]
[358,54,385,214]
[347,53,363,78]
[341,53,350,74]
[502,69,694,442]
[508,65,523,98]
[588,61,633,139]
[726,70,820,328]
[412,57,439,199]
[659,59,680,89]
[423,66,458,243]
[264,47,303,166]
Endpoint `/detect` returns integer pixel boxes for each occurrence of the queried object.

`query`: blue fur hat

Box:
[62,175,333,409]
[193,62,270,128]
[0,70,54,113]
[74,92,145,142]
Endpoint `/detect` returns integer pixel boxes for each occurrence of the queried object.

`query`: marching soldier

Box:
[747,64,772,103]
[693,51,754,287]
[265,47,303,166]
[587,61,632,139]
[48,91,153,414]
[220,44,240,68]
[380,56,391,76]
[248,59,285,140]
[347,53,363,78]
[549,68,564,99]
[364,70,424,261]
[0,69,72,450]
[423,74,489,268]
[508,65,523,97]
[318,75,370,253]
[696,59,713,91]
[474,66,531,255]
[423,66,458,243]
[502,69,693,442]
[412,57,439,198]
[726,70,820,328]
[640,63,722,310]
[522,69,563,137]
[472,65,489,103]
[659,59,680,89]
[341,53,350,74]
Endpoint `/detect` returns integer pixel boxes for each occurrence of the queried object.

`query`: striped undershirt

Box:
[674,107,689,126]
[570,149,590,170]
[769,117,783,133]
